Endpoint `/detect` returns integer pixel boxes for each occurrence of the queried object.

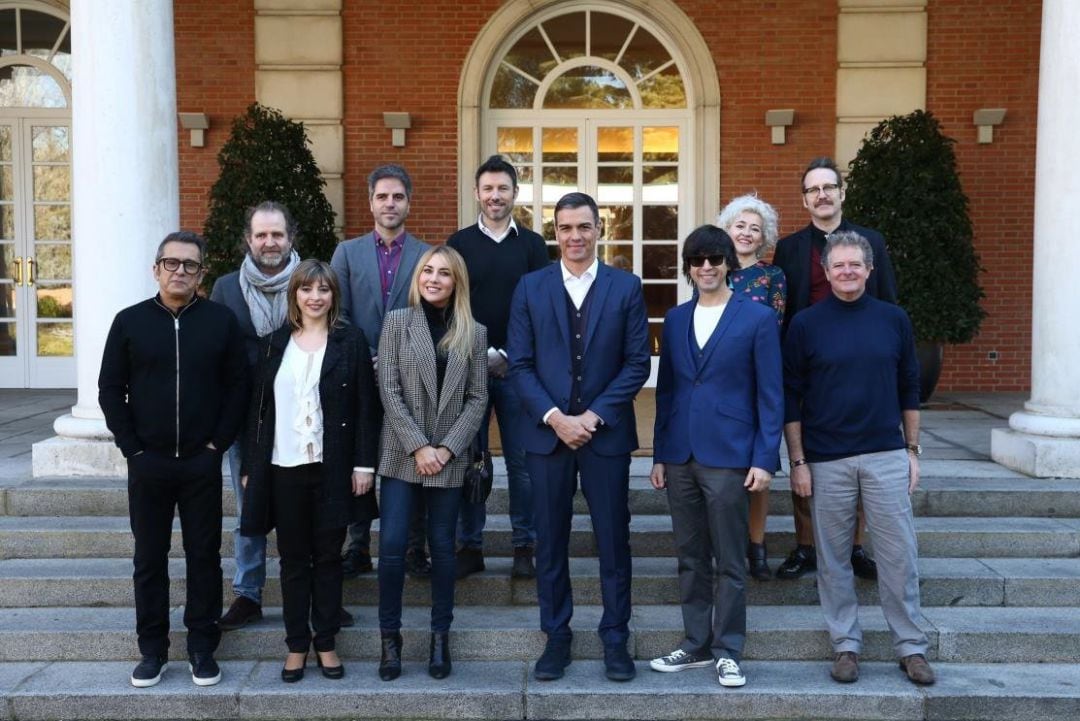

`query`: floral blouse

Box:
[730,261,786,325]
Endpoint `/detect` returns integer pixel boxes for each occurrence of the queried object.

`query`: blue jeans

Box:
[378,477,460,633]
[457,375,534,549]
[227,443,266,603]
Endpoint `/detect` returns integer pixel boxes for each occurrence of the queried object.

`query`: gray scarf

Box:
[239,250,301,335]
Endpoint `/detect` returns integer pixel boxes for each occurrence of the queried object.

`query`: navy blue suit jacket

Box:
[507,262,650,456]
[653,295,784,472]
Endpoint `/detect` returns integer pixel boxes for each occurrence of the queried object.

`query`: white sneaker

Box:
[649,648,713,672]
[716,657,746,687]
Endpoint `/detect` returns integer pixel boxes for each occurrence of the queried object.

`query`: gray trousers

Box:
[809,449,929,658]
[665,461,748,661]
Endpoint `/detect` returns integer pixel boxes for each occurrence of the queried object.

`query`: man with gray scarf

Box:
[210,201,310,630]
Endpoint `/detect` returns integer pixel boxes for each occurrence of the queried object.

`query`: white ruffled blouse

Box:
[272,337,326,467]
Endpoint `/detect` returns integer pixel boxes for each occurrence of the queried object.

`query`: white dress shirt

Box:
[477,214,518,244]
[272,338,325,467]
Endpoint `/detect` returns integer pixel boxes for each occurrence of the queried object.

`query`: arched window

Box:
[484,7,690,359]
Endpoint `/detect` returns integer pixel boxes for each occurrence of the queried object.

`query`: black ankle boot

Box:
[378,631,402,681]
[428,632,451,679]
[747,542,772,581]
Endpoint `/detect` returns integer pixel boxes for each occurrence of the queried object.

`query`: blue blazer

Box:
[507,262,650,456]
[653,294,784,472]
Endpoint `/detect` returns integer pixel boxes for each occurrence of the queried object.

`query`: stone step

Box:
[1,514,1077,560]
[3,604,1080,664]
[3,556,1078,609]
[7,469,1077,518]
[3,659,1077,721]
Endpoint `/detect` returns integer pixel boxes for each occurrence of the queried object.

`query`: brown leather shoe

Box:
[219,596,262,631]
[899,653,935,685]
[830,651,859,683]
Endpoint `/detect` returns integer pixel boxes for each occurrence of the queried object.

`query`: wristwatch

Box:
[906,443,922,456]
[791,458,808,467]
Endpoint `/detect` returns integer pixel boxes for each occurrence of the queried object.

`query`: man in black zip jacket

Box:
[99,231,248,689]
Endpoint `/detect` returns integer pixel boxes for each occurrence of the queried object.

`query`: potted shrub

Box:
[202,103,338,290]
[844,109,986,402]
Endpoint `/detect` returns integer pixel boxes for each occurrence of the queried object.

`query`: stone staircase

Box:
[2,457,1080,720]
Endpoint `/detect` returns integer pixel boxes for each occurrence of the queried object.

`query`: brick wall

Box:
[174,0,1040,391]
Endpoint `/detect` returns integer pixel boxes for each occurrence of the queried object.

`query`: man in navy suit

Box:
[772,157,897,582]
[508,192,650,682]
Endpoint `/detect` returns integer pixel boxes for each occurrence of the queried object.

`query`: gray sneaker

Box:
[716,657,746,687]
[649,648,713,673]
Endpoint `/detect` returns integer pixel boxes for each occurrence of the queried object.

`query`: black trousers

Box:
[272,463,347,653]
[127,448,223,658]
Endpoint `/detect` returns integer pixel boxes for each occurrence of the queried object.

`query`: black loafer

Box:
[747,542,772,581]
[775,544,817,580]
[851,545,878,580]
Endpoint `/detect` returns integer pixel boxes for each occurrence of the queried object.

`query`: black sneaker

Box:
[851,545,878,580]
[406,547,432,579]
[603,643,636,682]
[189,652,222,686]
[219,596,262,631]
[456,547,485,579]
[342,547,374,579]
[649,648,713,673]
[130,655,168,688]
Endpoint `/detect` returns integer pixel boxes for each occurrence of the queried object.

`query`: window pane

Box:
[643,205,677,241]
[517,165,534,205]
[590,13,636,62]
[0,65,67,108]
[639,65,686,108]
[618,27,670,81]
[497,127,533,163]
[543,66,632,109]
[512,205,534,233]
[0,320,15,355]
[0,279,14,316]
[649,321,663,356]
[504,27,557,80]
[0,10,16,56]
[0,126,10,161]
[644,127,679,162]
[1,242,14,270]
[541,13,586,61]
[33,243,70,280]
[541,207,556,241]
[37,320,72,356]
[490,64,539,109]
[643,244,678,279]
[20,11,67,59]
[542,166,577,203]
[0,167,12,201]
[33,165,70,202]
[598,243,633,272]
[643,166,678,203]
[34,204,70,240]
[36,283,72,318]
[597,127,633,162]
[541,127,577,163]
[598,205,633,241]
[643,283,677,319]
[0,204,13,239]
[597,167,632,204]
[32,126,69,162]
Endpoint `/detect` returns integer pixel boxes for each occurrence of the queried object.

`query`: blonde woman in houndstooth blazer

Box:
[376,245,488,682]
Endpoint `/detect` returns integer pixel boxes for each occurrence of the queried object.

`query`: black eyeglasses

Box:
[802,183,840,196]
[687,255,726,268]
[157,257,203,274]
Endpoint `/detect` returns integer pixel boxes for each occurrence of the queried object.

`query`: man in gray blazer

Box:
[331,164,432,578]
[210,201,301,631]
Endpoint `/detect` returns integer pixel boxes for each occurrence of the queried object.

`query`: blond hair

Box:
[407,245,476,359]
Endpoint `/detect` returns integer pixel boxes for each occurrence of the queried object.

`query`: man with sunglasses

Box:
[772,157,898,583]
[99,231,248,688]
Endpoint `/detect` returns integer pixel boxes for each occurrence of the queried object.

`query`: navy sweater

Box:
[783,292,920,462]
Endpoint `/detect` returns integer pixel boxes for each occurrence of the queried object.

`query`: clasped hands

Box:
[414,444,453,476]
[549,409,601,450]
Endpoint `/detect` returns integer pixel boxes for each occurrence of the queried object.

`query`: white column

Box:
[32,0,179,477]
[991,0,1080,478]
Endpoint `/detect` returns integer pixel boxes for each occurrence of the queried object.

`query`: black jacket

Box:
[98,295,248,459]
[240,322,380,535]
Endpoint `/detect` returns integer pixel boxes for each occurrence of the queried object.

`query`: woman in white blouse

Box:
[240,259,379,683]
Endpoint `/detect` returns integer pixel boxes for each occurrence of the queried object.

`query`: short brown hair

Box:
[286,259,343,330]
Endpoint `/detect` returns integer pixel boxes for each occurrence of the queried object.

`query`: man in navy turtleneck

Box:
[782,231,933,687]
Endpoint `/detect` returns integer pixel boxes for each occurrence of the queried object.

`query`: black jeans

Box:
[272,463,347,653]
[127,447,223,658]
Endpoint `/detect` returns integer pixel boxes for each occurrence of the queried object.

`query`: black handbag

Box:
[462,436,493,504]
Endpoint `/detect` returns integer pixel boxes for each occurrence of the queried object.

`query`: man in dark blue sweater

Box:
[782,231,934,687]
[448,155,550,579]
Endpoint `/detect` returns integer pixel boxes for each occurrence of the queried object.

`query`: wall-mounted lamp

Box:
[383,112,412,147]
[765,109,795,145]
[178,112,210,148]
[973,108,1006,144]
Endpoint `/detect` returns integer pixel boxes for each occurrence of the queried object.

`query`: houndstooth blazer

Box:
[377,306,488,488]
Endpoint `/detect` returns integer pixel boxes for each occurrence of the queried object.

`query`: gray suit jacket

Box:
[209,270,261,368]
[376,306,488,488]
[330,232,429,356]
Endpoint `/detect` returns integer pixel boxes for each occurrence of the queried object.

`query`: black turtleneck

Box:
[421,298,452,392]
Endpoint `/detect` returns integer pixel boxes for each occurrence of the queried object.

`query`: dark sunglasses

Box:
[687,255,726,268]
